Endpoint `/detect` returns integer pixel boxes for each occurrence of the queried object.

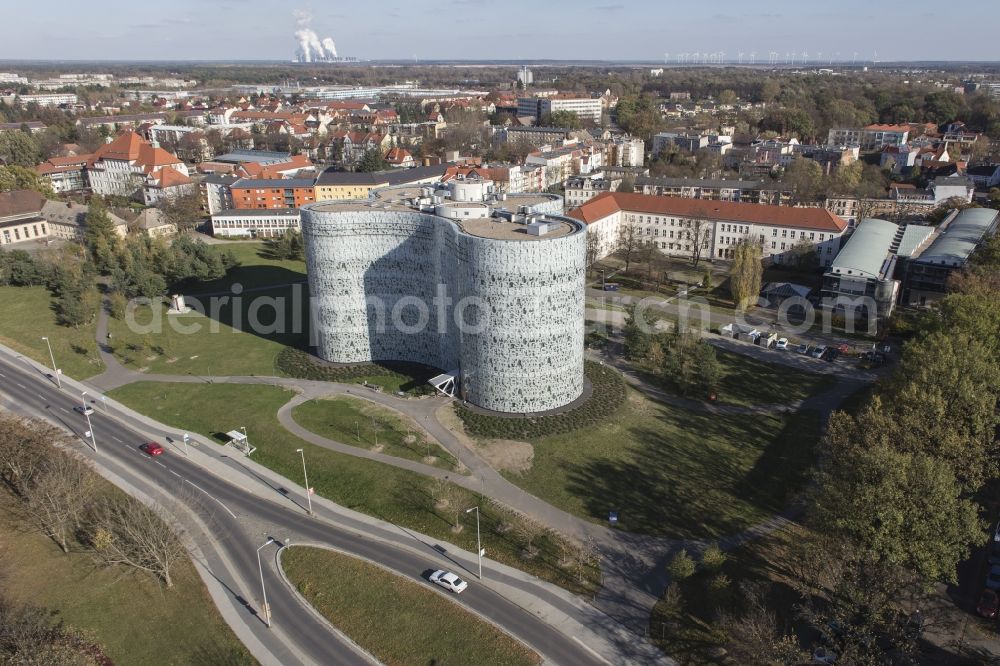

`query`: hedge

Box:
[276,347,436,395]
[455,361,627,439]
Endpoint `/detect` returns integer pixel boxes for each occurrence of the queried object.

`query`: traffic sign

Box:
[608,511,618,525]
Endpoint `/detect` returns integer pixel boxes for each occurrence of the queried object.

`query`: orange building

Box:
[230,178,316,210]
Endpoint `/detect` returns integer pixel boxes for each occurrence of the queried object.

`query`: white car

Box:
[774,338,788,350]
[429,570,468,594]
[74,404,95,416]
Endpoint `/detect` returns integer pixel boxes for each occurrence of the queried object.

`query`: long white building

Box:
[301,179,586,413]
[568,191,848,267]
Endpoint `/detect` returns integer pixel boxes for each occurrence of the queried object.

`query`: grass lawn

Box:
[292,395,460,470]
[186,241,306,294]
[107,284,308,377]
[635,348,837,408]
[283,547,540,666]
[0,285,104,379]
[502,388,821,539]
[108,382,601,596]
[0,494,252,666]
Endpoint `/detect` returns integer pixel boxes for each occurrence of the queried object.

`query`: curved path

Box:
[86,298,874,637]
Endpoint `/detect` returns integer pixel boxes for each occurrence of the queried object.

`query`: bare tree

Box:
[717,581,806,665]
[687,217,711,268]
[641,238,658,281]
[512,516,546,558]
[0,415,56,496]
[618,223,641,273]
[585,231,601,277]
[22,452,97,554]
[85,495,187,588]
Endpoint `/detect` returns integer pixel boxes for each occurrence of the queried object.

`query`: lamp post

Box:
[257,538,276,628]
[80,391,97,453]
[465,506,482,580]
[296,448,312,515]
[41,337,60,388]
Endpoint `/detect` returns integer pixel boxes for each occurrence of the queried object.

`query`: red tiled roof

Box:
[152,166,191,188]
[566,192,848,232]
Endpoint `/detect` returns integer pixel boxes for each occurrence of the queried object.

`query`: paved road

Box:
[0,355,617,666]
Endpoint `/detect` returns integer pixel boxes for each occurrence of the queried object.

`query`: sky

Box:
[1,0,998,63]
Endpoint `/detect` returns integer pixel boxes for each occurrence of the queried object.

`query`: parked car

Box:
[429,570,468,594]
[774,338,789,350]
[822,348,840,363]
[140,442,164,456]
[797,344,811,355]
[977,589,1000,618]
[993,520,1000,542]
[74,404,94,416]
[810,346,828,359]
[812,646,837,664]
[836,343,851,354]
[985,565,1000,591]
[989,541,1000,565]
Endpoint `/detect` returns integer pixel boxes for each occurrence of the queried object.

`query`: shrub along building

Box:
[567,191,848,267]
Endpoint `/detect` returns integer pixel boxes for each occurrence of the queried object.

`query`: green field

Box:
[709,349,837,407]
[283,547,540,666]
[502,388,821,538]
[108,382,601,595]
[292,395,460,469]
[0,495,252,666]
[0,285,104,379]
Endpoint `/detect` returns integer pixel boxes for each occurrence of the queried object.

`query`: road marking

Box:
[111,436,123,443]
[182,478,238,519]
[572,637,613,665]
[167,469,182,478]
[58,407,69,414]
[16,383,26,389]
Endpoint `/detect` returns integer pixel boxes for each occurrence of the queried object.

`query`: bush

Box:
[700,542,727,572]
[454,361,627,439]
[276,347,436,395]
[667,549,697,581]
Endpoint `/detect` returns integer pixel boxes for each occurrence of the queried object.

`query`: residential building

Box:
[0,121,46,134]
[0,191,50,245]
[634,176,793,206]
[567,191,847,266]
[76,113,170,133]
[968,164,1000,189]
[35,155,91,193]
[87,132,189,201]
[313,163,448,201]
[231,178,316,209]
[441,164,543,194]
[494,126,591,148]
[564,176,615,209]
[199,173,239,215]
[130,208,177,238]
[651,132,709,156]
[210,208,300,238]
[900,207,999,305]
[3,93,77,107]
[517,96,603,122]
[827,124,910,151]
[198,150,314,179]
[40,199,127,241]
[143,164,195,205]
[606,136,646,168]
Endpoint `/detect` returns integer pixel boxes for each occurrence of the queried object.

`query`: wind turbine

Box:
[750,51,756,65]
[801,51,808,64]
[738,52,744,64]
[852,52,858,66]
[817,51,823,64]
[720,51,726,64]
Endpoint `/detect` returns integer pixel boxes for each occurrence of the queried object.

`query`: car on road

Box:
[985,565,1000,591]
[774,337,788,350]
[809,346,828,359]
[821,348,840,363]
[429,570,468,594]
[977,589,1000,618]
[140,442,164,456]
[74,404,95,416]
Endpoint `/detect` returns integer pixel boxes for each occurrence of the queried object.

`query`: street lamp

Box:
[465,506,483,580]
[80,391,97,453]
[256,538,276,628]
[41,337,60,388]
[295,448,312,515]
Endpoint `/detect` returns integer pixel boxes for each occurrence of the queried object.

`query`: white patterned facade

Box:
[301,187,585,413]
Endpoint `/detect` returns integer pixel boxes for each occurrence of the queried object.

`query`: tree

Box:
[84,495,187,588]
[539,110,582,129]
[622,304,656,360]
[512,516,545,558]
[667,549,696,581]
[82,196,120,275]
[22,452,97,554]
[0,164,53,195]
[617,176,635,194]
[356,148,388,172]
[729,239,763,311]
[0,596,109,665]
[786,238,819,272]
[158,191,203,232]
[0,130,40,166]
[718,89,738,105]
[617,223,641,272]
[686,217,710,267]
[782,158,824,202]
[585,231,600,276]
[717,582,806,665]
[261,229,304,261]
[660,329,721,397]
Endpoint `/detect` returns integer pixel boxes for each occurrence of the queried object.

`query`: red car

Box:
[140,442,164,456]
[977,589,999,618]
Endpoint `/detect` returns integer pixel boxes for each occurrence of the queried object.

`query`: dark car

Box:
[978,589,1000,618]
[822,348,840,363]
[988,541,1000,565]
